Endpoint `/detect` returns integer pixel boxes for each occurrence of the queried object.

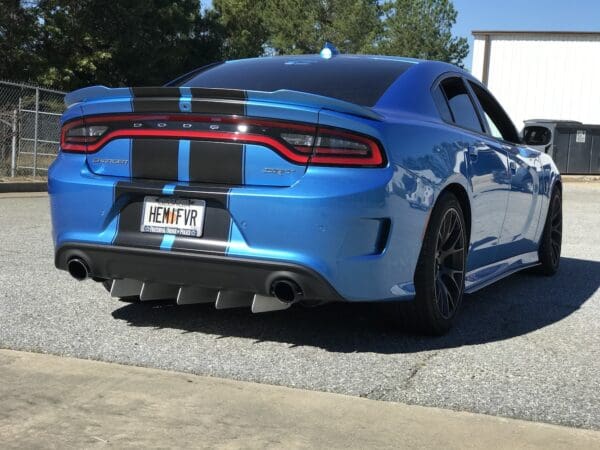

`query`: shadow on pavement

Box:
[112,257,599,354]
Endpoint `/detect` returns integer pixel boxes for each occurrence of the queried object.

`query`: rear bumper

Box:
[56,242,345,302]
[49,153,426,301]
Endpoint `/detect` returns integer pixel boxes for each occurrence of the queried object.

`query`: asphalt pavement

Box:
[0,183,599,430]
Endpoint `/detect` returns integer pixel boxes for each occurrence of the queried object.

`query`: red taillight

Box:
[60,114,385,167]
[60,119,110,152]
[311,129,384,166]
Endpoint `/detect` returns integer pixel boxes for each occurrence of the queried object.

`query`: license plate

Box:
[140,196,205,237]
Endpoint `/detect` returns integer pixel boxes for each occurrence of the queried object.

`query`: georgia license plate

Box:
[140,196,206,237]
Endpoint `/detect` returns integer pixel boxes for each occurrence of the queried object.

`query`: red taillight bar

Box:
[60,114,386,167]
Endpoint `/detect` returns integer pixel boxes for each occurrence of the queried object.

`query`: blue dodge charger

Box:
[49,50,562,334]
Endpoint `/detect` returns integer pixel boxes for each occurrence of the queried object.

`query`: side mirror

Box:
[522,126,552,146]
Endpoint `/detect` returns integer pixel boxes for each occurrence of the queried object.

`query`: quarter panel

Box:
[375,115,512,273]
[48,153,119,247]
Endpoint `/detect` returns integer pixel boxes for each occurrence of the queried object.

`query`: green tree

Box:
[212,0,381,57]
[211,0,268,59]
[212,0,467,65]
[2,0,469,90]
[0,1,41,82]
[261,0,380,54]
[378,0,468,66]
[33,0,222,90]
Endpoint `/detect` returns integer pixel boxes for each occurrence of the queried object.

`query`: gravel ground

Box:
[0,184,599,430]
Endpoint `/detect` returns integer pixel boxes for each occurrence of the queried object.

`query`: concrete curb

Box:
[562,175,600,182]
[1,349,599,449]
[0,181,47,193]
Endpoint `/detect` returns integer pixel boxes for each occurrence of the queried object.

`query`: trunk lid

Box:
[67,86,381,187]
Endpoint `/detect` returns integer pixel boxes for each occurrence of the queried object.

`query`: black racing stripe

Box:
[189,88,245,115]
[171,186,231,255]
[131,87,181,97]
[189,88,247,100]
[116,182,229,205]
[172,184,230,206]
[131,87,180,112]
[190,100,245,115]
[112,181,164,249]
[170,206,231,255]
[131,139,179,180]
[115,180,177,198]
[132,100,181,113]
[131,87,246,114]
[189,141,243,185]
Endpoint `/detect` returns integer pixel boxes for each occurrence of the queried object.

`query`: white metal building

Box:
[471,31,600,129]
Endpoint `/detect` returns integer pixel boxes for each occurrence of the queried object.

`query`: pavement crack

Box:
[403,351,439,389]
[360,351,440,401]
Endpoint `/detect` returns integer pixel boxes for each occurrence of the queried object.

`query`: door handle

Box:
[468,142,490,159]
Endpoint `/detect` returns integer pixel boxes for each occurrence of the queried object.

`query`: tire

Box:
[536,187,562,276]
[393,192,468,335]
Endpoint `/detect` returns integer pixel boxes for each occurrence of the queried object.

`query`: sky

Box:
[452,0,600,69]
[202,0,600,69]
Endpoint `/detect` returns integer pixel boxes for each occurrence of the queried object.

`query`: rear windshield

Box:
[179,56,413,107]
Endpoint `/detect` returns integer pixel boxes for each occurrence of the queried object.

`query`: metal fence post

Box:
[11,109,17,178]
[33,87,39,177]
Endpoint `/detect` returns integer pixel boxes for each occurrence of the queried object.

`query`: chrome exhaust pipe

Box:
[270,279,303,304]
[67,258,90,281]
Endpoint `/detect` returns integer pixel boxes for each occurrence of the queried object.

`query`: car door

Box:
[467,80,542,260]
[435,76,511,271]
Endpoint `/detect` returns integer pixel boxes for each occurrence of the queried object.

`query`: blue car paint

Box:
[177,140,191,182]
[87,139,132,178]
[49,153,120,246]
[49,56,561,302]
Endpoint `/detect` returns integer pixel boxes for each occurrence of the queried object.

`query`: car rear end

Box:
[49,55,416,308]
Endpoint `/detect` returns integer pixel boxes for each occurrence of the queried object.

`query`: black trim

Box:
[465,79,520,145]
[55,243,345,302]
[431,72,520,146]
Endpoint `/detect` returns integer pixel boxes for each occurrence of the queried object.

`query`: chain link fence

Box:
[0,80,65,178]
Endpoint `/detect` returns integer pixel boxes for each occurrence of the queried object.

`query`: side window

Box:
[468,81,520,144]
[484,112,503,140]
[438,77,483,133]
[432,86,453,123]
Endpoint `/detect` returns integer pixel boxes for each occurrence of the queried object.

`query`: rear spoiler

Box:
[64,85,382,121]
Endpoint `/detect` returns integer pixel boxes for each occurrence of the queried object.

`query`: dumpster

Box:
[523,120,600,174]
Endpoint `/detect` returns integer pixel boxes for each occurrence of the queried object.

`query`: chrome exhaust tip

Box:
[67,258,90,281]
[270,279,303,304]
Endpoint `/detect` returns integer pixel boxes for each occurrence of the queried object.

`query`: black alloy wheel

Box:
[392,191,468,335]
[434,208,466,319]
[537,187,562,275]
